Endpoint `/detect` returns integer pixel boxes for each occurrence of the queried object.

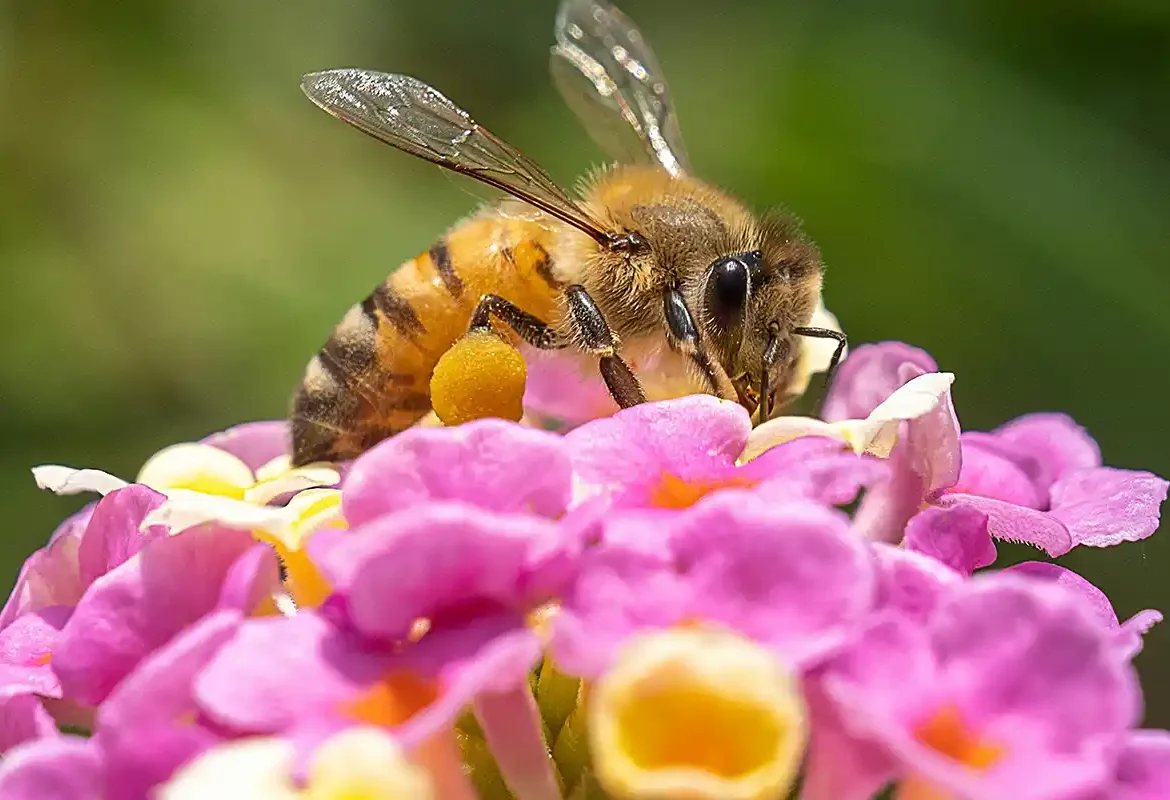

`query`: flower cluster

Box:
[0,342,1166,800]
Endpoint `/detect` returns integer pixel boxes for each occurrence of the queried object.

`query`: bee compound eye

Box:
[709,256,750,319]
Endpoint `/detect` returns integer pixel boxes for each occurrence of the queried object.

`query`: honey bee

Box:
[290,0,846,466]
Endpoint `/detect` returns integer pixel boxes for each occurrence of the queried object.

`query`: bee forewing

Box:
[300,69,610,242]
[550,0,690,177]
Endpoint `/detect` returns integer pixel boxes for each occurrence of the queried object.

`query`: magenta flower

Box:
[553,492,875,678]
[811,574,1142,800]
[834,343,1167,556]
[565,395,885,512]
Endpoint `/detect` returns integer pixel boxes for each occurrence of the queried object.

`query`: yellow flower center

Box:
[649,472,758,510]
[590,628,807,800]
[137,443,255,499]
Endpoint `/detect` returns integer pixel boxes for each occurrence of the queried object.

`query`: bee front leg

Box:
[564,285,647,409]
[663,287,738,401]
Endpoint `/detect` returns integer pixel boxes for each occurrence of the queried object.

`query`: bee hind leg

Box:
[564,285,647,409]
[468,294,564,350]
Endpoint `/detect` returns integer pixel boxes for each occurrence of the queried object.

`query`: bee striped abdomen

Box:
[290,212,562,465]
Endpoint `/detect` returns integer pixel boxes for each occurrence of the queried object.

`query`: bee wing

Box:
[301,69,611,244]
[550,0,690,177]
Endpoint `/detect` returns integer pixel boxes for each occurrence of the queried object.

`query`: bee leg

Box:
[467,294,565,350]
[564,285,647,408]
[663,287,737,401]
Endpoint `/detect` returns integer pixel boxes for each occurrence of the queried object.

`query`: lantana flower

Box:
[834,343,1168,556]
[0,483,278,742]
[811,574,1142,800]
[1,332,1165,799]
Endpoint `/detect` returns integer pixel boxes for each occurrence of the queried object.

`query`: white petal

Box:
[32,465,128,496]
[141,489,292,536]
[738,417,849,464]
[835,372,956,458]
[244,464,340,506]
[308,727,434,799]
[738,372,955,463]
[136,443,255,497]
[160,737,297,800]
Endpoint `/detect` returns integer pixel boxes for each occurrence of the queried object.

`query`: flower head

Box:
[833,344,1167,556]
[815,574,1142,799]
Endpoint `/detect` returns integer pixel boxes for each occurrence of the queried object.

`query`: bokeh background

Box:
[3,0,1168,721]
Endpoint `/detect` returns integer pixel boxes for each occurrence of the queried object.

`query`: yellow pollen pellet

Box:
[430,330,527,426]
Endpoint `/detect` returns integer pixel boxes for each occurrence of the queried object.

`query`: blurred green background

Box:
[2,0,1168,720]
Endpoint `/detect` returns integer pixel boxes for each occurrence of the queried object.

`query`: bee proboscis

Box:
[290,0,846,466]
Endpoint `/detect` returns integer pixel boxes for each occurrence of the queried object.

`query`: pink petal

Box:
[77,485,168,588]
[1048,467,1168,547]
[898,362,961,494]
[97,612,239,798]
[565,395,750,497]
[0,606,71,699]
[930,576,1141,748]
[954,433,1046,508]
[52,526,260,705]
[870,543,962,624]
[314,506,571,642]
[1108,729,1170,799]
[0,737,103,800]
[799,680,897,800]
[822,342,938,422]
[904,505,997,575]
[554,495,874,677]
[1004,562,1120,629]
[343,419,572,524]
[194,612,388,734]
[935,493,1073,556]
[993,412,1102,494]
[201,420,290,472]
[0,695,59,753]
[216,543,281,613]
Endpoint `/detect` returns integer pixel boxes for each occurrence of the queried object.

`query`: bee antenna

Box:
[793,326,848,417]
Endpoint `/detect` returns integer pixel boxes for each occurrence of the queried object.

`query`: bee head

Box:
[699,212,824,420]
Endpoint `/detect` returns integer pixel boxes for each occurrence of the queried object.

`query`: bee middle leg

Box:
[564,285,647,409]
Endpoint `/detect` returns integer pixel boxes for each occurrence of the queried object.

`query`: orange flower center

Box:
[894,706,1005,800]
[913,705,1003,770]
[649,472,758,510]
[342,670,440,728]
